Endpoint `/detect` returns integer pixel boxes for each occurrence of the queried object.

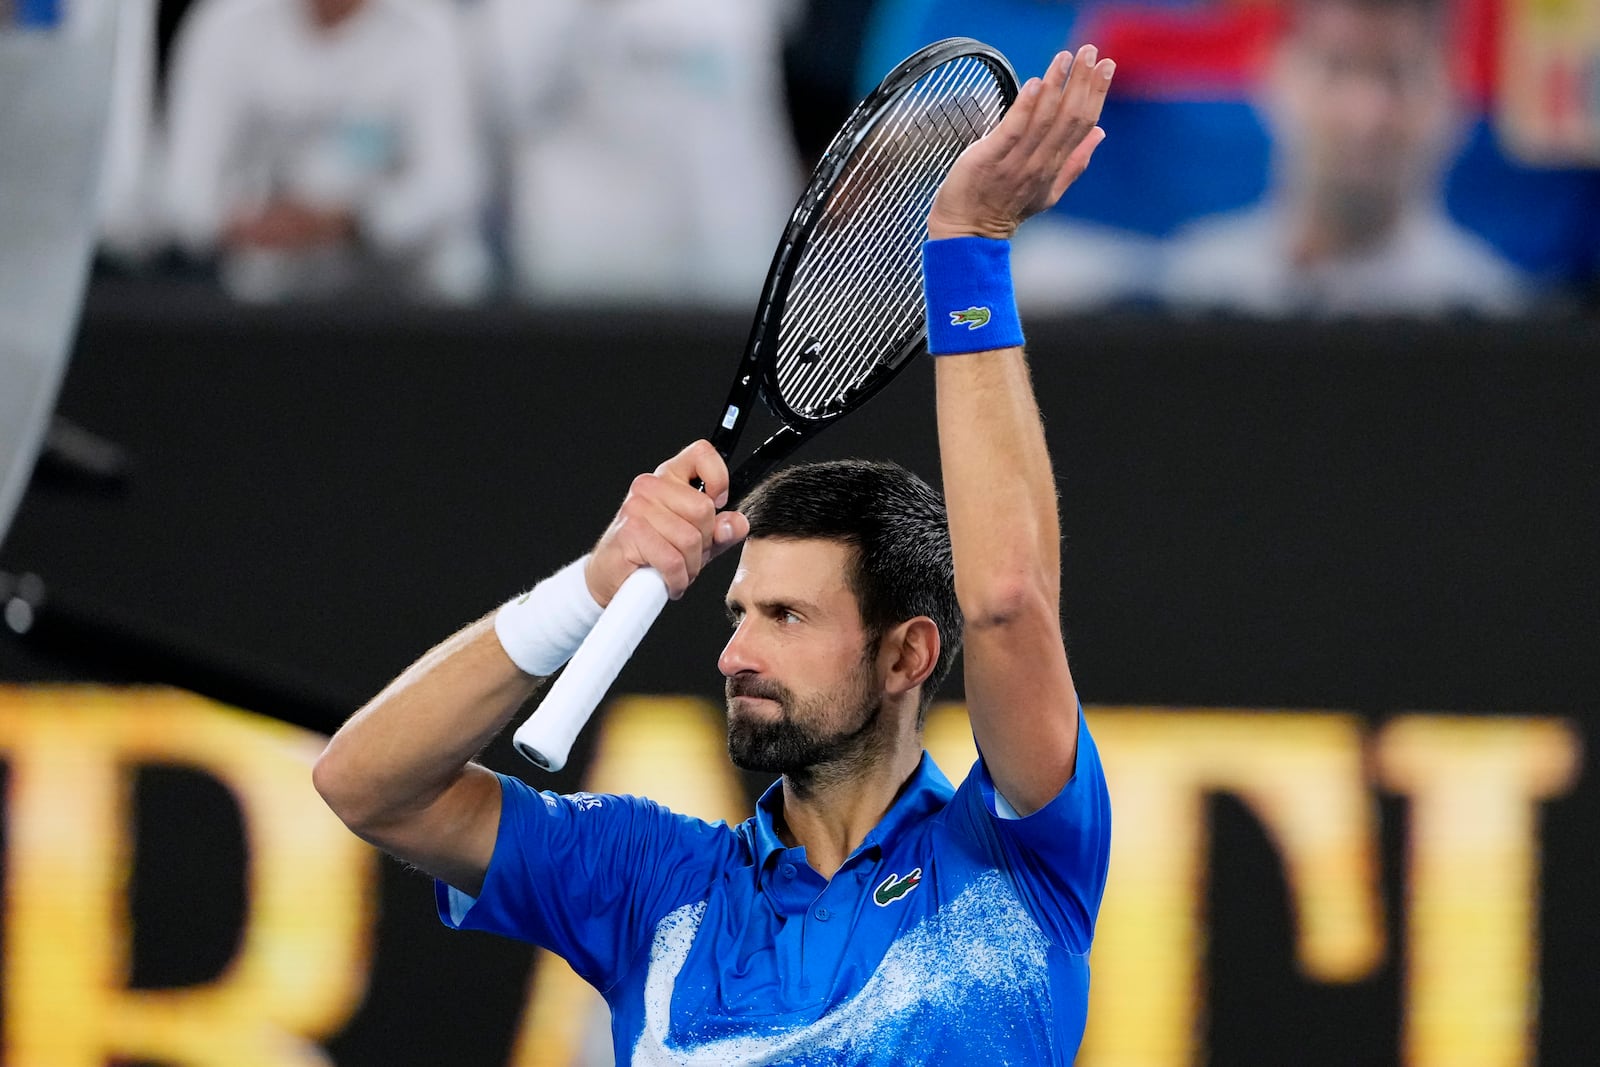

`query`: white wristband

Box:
[494,555,604,677]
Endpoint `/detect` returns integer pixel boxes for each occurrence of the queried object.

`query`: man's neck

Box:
[775,741,923,879]
[1289,188,1406,267]
[307,0,363,32]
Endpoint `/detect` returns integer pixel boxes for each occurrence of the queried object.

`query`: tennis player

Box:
[316,44,1116,1064]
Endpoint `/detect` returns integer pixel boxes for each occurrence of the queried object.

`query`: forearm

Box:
[313,616,540,833]
[933,331,1078,813]
[935,348,1061,621]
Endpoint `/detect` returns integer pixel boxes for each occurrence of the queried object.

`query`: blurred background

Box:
[82,0,1600,312]
[0,0,1597,1064]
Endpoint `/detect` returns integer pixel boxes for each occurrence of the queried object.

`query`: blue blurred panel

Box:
[15,0,63,28]
[1445,120,1600,282]
[1058,99,1271,236]
[857,0,1082,97]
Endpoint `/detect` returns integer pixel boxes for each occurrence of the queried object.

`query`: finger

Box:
[655,439,732,508]
[590,471,711,603]
[630,474,718,551]
[1043,50,1112,169]
[621,499,714,597]
[1066,52,1113,130]
[707,510,750,563]
[1063,44,1099,106]
[982,76,1042,165]
[1039,46,1073,97]
[1050,125,1106,201]
[1010,55,1075,164]
[1084,57,1115,125]
[649,501,715,585]
[1046,45,1101,150]
[1043,44,1094,144]
[620,517,696,598]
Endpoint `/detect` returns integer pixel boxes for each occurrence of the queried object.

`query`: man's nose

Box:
[718,619,762,678]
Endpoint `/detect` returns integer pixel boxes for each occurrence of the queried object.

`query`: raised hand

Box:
[586,440,749,605]
[927,45,1116,241]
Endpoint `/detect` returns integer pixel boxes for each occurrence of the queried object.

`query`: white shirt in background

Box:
[1161,199,1529,318]
[472,0,802,308]
[165,0,490,302]
[97,0,162,261]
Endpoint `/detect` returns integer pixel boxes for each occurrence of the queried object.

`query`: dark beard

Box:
[725,670,884,780]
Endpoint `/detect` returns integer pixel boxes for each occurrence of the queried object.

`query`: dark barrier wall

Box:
[0,280,1597,1066]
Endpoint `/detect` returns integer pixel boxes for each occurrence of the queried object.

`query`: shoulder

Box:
[1162,205,1288,311]
[935,720,1111,952]
[498,776,743,864]
[367,0,461,35]
[1402,211,1529,311]
[1013,217,1162,310]
[1167,205,1280,260]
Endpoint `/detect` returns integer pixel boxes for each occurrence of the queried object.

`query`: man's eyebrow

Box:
[724,597,824,617]
[758,597,823,616]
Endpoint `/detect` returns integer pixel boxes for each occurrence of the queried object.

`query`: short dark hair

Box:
[739,459,962,716]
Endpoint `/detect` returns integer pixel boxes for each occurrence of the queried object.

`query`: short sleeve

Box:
[948,710,1112,954]
[436,774,733,991]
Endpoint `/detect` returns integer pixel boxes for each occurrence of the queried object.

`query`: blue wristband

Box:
[921,236,1024,356]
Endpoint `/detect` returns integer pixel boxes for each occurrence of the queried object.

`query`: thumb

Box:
[707,511,750,561]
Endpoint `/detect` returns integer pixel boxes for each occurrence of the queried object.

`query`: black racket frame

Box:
[711,37,1019,505]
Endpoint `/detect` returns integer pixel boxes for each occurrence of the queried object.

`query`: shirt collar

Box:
[750,751,956,873]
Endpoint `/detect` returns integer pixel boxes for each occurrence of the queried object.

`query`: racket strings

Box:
[775,56,1006,418]
[788,90,987,409]
[781,63,987,406]
[788,80,975,385]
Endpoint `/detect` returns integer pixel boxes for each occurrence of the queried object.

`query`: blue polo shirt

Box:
[438,713,1112,1064]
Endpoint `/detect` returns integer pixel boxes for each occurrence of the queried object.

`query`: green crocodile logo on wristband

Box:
[949,306,991,330]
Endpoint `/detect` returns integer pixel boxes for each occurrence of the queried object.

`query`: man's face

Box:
[307,0,364,29]
[1271,1,1455,220]
[719,538,886,776]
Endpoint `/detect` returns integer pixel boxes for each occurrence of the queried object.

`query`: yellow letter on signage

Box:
[0,686,376,1067]
[1377,715,1580,1067]
[1080,710,1384,1067]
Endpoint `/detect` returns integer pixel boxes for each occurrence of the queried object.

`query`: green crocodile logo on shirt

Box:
[873,867,923,906]
[949,306,991,330]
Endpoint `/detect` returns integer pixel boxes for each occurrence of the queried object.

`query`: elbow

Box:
[957,576,1056,633]
[312,743,375,834]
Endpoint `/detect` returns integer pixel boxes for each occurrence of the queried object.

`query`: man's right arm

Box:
[313,440,748,897]
[312,618,537,897]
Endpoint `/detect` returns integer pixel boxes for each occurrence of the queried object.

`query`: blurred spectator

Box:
[470,0,802,307]
[164,0,490,303]
[97,0,163,263]
[1162,0,1528,316]
[853,0,1165,311]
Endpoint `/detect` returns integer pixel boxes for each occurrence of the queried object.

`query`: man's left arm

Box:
[929,45,1114,816]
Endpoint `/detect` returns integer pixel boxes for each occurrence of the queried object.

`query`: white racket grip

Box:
[512,567,671,771]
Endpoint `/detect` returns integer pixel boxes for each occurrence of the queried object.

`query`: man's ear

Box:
[880,616,941,697]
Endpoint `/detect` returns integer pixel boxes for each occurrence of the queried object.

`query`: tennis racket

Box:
[513,37,1019,771]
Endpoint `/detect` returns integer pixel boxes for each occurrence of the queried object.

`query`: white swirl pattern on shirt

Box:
[632,872,1053,1065]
